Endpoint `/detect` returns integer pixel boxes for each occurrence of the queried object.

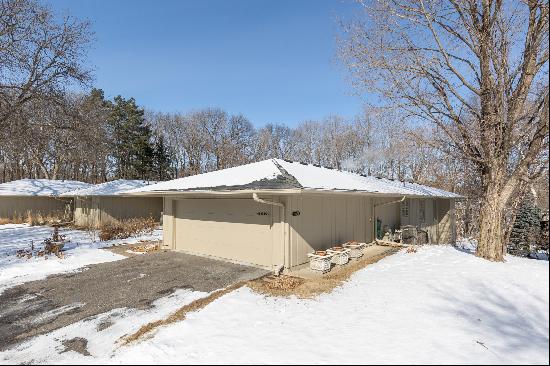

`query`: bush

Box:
[99,217,157,241]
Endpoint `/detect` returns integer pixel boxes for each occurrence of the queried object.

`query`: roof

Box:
[0,179,92,197]
[61,179,158,197]
[127,159,461,198]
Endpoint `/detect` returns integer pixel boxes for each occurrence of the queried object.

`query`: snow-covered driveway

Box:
[0,224,161,293]
[1,245,547,364]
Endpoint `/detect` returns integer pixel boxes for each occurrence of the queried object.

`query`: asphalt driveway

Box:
[0,250,268,350]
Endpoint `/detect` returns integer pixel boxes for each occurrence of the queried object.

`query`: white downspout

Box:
[253,193,286,275]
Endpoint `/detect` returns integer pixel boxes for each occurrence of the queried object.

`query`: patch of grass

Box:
[248,247,399,298]
[122,280,249,345]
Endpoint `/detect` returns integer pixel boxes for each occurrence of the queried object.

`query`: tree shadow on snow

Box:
[428,281,549,361]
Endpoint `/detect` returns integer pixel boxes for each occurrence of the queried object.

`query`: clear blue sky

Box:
[48,0,362,127]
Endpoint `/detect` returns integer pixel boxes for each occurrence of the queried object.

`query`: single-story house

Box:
[61,179,163,228]
[0,179,92,220]
[127,159,461,271]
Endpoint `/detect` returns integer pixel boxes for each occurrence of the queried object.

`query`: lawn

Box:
[0,226,547,364]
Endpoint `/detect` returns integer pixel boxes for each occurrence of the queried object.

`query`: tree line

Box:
[1,0,548,261]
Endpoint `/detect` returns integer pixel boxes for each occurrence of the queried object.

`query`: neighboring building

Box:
[0,179,92,220]
[127,159,461,271]
[62,179,163,228]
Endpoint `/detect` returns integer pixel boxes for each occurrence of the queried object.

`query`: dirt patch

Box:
[60,337,91,356]
[104,240,162,257]
[248,246,399,298]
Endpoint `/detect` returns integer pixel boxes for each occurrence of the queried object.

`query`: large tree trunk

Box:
[475,165,517,261]
[476,188,506,261]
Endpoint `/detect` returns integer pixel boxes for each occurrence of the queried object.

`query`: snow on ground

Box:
[1,245,548,364]
[0,288,206,365]
[0,224,162,293]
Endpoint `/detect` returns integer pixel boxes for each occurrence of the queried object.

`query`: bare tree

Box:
[339,0,549,261]
[0,0,93,129]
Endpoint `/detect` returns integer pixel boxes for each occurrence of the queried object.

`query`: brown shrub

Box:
[99,217,157,241]
[0,217,11,225]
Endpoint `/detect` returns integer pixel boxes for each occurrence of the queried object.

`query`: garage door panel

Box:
[174,199,273,267]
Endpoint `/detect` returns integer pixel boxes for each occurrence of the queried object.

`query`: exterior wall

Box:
[375,197,402,238]
[161,193,456,271]
[0,196,72,219]
[284,194,374,268]
[73,196,163,227]
[400,197,456,244]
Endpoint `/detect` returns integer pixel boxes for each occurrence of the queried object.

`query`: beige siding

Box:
[73,196,163,228]
[400,197,453,244]
[161,193,455,270]
[0,196,72,219]
[375,197,402,237]
[284,194,374,268]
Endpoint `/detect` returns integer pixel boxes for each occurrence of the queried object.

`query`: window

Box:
[419,200,426,223]
[401,200,409,218]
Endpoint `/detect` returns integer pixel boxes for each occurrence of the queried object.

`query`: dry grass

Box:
[248,247,399,298]
[99,217,157,241]
[122,280,249,345]
[0,209,68,226]
[105,240,162,257]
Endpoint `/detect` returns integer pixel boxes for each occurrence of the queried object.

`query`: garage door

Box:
[174,199,273,267]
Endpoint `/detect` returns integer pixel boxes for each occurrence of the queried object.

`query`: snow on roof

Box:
[61,179,158,196]
[0,179,92,197]
[127,160,285,193]
[128,159,461,198]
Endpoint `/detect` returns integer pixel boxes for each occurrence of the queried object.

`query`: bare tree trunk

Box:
[477,184,506,261]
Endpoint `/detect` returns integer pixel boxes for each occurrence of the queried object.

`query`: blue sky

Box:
[48,0,361,127]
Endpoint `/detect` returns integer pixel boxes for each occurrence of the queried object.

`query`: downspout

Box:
[373,196,406,241]
[252,193,286,275]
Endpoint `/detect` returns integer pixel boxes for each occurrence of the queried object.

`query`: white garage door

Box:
[174,199,273,267]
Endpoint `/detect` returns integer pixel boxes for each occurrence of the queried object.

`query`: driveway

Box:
[0,250,268,350]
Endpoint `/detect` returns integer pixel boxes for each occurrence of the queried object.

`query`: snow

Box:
[128,160,282,193]
[456,237,478,252]
[0,179,92,196]
[0,224,162,293]
[1,246,547,364]
[129,159,461,198]
[277,159,460,197]
[61,179,158,197]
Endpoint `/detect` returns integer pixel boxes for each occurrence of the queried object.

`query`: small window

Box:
[401,200,409,218]
[419,200,426,223]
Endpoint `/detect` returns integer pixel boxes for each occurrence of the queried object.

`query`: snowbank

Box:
[0,224,162,293]
[1,245,547,364]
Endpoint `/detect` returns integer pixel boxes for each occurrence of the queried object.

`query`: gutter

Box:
[252,193,286,275]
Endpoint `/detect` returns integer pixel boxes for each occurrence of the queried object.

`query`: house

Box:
[127,159,460,271]
[61,179,163,228]
[0,179,92,220]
